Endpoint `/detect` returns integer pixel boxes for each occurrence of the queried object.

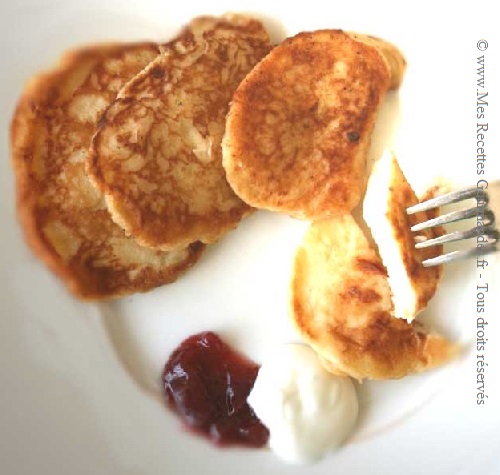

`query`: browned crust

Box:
[290,216,457,380]
[223,29,406,219]
[11,43,205,300]
[88,16,271,251]
[347,32,407,90]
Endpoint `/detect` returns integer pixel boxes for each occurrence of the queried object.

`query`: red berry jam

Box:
[162,331,269,448]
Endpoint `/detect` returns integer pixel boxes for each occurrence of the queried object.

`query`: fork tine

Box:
[422,242,498,267]
[415,225,500,249]
[410,207,494,232]
[407,187,487,214]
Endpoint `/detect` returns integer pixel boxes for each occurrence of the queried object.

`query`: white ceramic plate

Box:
[2,1,500,474]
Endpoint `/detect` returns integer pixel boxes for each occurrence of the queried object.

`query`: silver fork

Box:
[406,181,499,267]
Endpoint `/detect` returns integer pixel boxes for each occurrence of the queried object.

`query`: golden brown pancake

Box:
[290,215,457,380]
[222,29,406,219]
[11,43,204,300]
[363,151,443,322]
[88,16,272,251]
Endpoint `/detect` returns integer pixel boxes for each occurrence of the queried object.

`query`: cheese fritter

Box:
[363,151,443,322]
[11,43,204,300]
[222,29,406,219]
[89,16,271,251]
[290,215,457,380]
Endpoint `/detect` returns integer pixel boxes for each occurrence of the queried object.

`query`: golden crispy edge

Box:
[10,44,205,300]
[347,32,407,90]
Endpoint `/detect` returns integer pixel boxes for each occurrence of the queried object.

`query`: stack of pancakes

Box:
[11,15,271,299]
[11,15,456,379]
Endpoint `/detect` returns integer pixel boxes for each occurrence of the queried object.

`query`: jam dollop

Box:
[162,331,269,448]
